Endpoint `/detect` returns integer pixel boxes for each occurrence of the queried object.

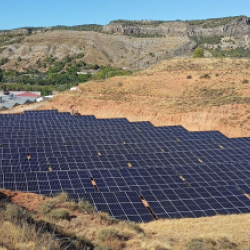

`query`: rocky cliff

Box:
[0,16,250,71]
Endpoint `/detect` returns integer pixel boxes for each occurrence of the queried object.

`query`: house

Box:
[0,95,37,111]
[9,91,41,97]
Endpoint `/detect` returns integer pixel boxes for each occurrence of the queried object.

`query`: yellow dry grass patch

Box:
[0,215,59,250]
[144,58,250,73]
[141,214,250,249]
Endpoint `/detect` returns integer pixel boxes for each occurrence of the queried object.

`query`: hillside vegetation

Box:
[33,58,250,138]
[1,15,250,75]
[1,58,250,250]
[1,190,250,250]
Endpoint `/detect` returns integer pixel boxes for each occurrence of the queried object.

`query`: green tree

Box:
[0,70,3,82]
[193,47,204,58]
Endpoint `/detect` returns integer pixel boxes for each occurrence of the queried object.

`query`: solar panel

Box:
[1,110,250,222]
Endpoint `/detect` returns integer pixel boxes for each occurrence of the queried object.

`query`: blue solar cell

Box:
[2,110,250,222]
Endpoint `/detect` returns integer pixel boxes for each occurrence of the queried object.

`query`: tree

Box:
[193,47,204,58]
[0,70,3,82]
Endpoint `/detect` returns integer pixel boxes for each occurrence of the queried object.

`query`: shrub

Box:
[193,47,204,58]
[187,238,216,250]
[98,212,119,225]
[4,203,29,219]
[217,237,237,249]
[38,201,57,214]
[187,75,192,79]
[242,79,249,84]
[78,199,95,214]
[49,209,70,220]
[56,192,68,202]
[149,52,155,57]
[97,228,119,241]
[67,201,78,211]
[200,73,211,79]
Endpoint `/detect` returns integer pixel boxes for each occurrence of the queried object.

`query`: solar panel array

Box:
[1,110,250,222]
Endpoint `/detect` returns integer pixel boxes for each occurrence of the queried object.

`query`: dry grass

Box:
[32,58,250,137]
[141,214,250,249]
[0,209,60,250]
[144,58,250,72]
[2,190,250,249]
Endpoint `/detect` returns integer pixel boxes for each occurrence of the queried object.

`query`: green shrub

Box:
[74,53,85,59]
[49,209,70,220]
[149,52,155,57]
[0,57,9,66]
[38,201,57,214]
[242,79,249,84]
[200,73,211,79]
[97,228,119,241]
[193,47,204,58]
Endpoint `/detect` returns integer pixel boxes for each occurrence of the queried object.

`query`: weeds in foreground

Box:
[186,237,238,250]
[97,228,120,241]
[97,228,125,250]
[0,208,61,250]
[78,199,95,214]
[38,200,58,214]
[141,240,172,250]
[56,192,68,202]
[98,212,119,225]
[49,209,70,220]
[4,203,29,219]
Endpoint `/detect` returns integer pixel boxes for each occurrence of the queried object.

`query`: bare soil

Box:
[30,58,250,138]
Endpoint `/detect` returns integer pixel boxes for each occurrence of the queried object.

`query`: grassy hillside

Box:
[1,190,250,250]
[34,58,250,138]
[1,58,250,249]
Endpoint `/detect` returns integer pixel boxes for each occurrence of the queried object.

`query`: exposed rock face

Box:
[1,16,250,71]
[103,17,250,47]
[103,22,192,36]
[103,17,250,36]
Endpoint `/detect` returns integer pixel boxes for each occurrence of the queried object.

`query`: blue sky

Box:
[0,0,249,30]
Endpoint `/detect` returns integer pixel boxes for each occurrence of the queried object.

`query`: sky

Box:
[0,0,249,30]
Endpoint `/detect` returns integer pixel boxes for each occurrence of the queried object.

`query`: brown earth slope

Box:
[0,30,193,71]
[35,58,250,138]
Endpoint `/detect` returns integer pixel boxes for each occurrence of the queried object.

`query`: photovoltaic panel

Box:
[0,110,250,222]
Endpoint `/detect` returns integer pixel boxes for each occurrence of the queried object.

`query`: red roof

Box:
[15,92,40,98]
